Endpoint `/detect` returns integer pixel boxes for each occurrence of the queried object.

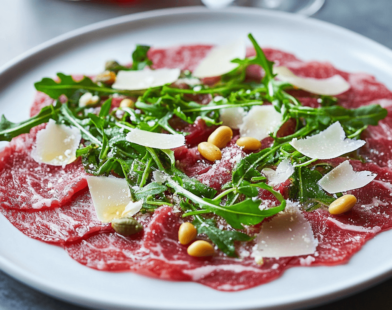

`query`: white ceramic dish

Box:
[1,6,392,310]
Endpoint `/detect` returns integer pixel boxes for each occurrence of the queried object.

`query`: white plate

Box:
[1,6,392,310]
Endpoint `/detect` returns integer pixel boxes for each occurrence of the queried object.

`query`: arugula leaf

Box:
[0,103,60,141]
[34,73,133,99]
[99,98,112,117]
[194,217,252,257]
[60,104,102,146]
[290,167,335,210]
[180,201,252,257]
[131,45,153,70]
[135,182,167,200]
[170,168,216,199]
[168,179,284,229]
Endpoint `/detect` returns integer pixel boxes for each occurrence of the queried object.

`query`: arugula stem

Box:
[139,157,153,187]
[146,147,165,172]
[168,179,269,218]
[294,158,318,168]
[61,105,102,146]
[182,101,264,113]
[212,188,237,201]
[298,166,304,202]
[145,201,173,206]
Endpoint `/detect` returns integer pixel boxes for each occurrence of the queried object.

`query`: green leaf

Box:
[34,73,132,99]
[195,218,252,257]
[161,149,176,169]
[247,33,275,81]
[99,98,112,117]
[170,168,216,199]
[60,104,102,146]
[290,167,335,210]
[135,182,167,200]
[0,103,60,141]
[180,201,252,257]
[168,179,284,229]
[131,45,153,70]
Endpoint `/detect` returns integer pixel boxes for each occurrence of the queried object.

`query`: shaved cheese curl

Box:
[318,160,376,194]
[290,122,365,160]
[112,68,180,90]
[193,40,246,78]
[239,105,282,140]
[126,129,185,149]
[262,159,294,186]
[31,119,81,166]
[87,176,131,223]
[122,200,143,217]
[252,202,317,259]
[220,107,245,129]
[274,66,350,95]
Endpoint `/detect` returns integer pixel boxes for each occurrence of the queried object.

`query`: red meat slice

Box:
[65,206,294,290]
[364,106,392,141]
[197,146,244,191]
[148,45,213,71]
[360,138,392,168]
[0,125,87,210]
[0,189,109,245]
[30,92,55,117]
[64,202,381,291]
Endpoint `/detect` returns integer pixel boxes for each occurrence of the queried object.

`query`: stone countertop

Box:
[1,0,392,309]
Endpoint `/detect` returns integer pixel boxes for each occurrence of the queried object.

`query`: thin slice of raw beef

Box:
[0,125,87,210]
[0,188,110,245]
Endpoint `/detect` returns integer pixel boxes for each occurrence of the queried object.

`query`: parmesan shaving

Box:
[31,119,81,166]
[153,170,168,184]
[79,92,99,107]
[86,176,132,223]
[318,160,376,194]
[112,68,180,91]
[290,122,365,159]
[239,105,282,140]
[252,201,317,259]
[122,200,143,217]
[274,66,350,96]
[193,40,246,78]
[220,107,245,129]
[126,129,185,149]
[262,159,294,186]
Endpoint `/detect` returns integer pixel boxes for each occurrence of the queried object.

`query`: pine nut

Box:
[198,142,222,162]
[120,99,135,109]
[187,240,215,257]
[96,70,116,85]
[236,137,262,151]
[208,126,233,149]
[178,222,197,245]
[329,194,357,215]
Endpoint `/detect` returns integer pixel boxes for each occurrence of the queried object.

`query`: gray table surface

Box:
[1,0,392,309]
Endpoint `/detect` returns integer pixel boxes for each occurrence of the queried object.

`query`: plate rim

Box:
[1,6,392,310]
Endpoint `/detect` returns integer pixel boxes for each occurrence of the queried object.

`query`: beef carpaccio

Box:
[1,37,392,292]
